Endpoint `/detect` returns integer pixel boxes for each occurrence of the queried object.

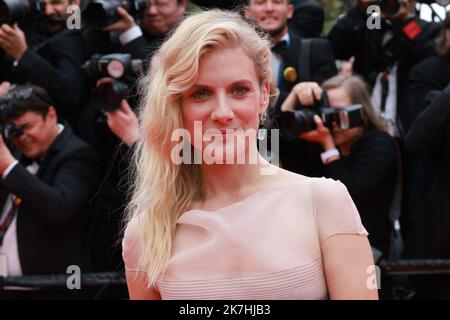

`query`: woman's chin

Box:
[201,139,254,165]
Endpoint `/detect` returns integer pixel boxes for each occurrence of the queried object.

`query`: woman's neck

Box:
[199,154,273,204]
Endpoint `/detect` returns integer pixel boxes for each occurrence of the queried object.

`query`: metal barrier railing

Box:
[379,259,450,276]
[0,272,126,288]
[2,259,450,299]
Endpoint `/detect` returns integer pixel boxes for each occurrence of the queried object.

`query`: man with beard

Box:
[0,0,89,125]
[244,0,336,176]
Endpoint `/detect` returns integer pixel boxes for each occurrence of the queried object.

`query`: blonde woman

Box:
[122,10,378,300]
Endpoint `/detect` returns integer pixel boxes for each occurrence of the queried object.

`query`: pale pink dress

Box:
[122,177,368,300]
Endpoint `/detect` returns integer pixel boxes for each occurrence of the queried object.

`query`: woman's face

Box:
[181,47,269,163]
[326,87,363,147]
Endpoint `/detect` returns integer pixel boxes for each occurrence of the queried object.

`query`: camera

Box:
[0,122,23,142]
[279,92,365,140]
[83,0,148,29]
[0,99,24,143]
[0,0,44,24]
[83,53,143,80]
[83,53,143,112]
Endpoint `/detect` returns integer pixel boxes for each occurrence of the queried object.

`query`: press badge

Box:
[0,253,8,277]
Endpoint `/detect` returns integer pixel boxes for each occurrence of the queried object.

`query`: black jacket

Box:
[276,32,337,176]
[328,6,440,133]
[276,32,336,104]
[402,56,450,236]
[190,0,324,38]
[1,30,90,123]
[403,57,450,259]
[0,126,100,275]
[323,130,398,255]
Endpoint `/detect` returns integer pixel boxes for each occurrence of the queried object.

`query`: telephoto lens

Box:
[83,53,143,112]
[0,0,43,24]
[82,53,143,80]
[278,90,366,140]
[83,0,148,29]
[91,81,129,112]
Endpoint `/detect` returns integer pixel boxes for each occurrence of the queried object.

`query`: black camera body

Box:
[279,92,366,140]
[83,53,143,80]
[0,122,23,142]
[0,0,44,24]
[83,0,148,29]
[0,99,24,143]
[83,53,143,112]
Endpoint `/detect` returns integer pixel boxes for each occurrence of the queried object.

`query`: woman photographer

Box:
[402,11,450,299]
[281,75,398,259]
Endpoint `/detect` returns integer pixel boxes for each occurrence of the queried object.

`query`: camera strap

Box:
[380,68,391,115]
[0,196,21,247]
[297,39,312,83]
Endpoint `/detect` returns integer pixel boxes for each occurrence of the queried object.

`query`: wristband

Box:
[321,148,340,164]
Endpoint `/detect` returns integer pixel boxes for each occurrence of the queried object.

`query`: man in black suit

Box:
[81,1,187,272]
[0,0,89,123]
[103,0,187,61]
[328,0,440,136]
[0,85,99,276]
[244,0,336,106]
[191,0,324,38]
[244,0,337,175]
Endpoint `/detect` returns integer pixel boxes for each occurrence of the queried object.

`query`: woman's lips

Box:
[203,129,237,141]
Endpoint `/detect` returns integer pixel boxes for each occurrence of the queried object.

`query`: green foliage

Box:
[186,0,358,36]
[187,1,201,12]
[320,0,356,35]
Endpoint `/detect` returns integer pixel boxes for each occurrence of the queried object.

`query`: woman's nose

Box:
[210,95,234,124]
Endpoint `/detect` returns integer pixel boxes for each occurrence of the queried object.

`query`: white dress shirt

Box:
[270,33,290,87]
[371,64,399,137]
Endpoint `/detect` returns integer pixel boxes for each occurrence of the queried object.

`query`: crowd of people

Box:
[0,0,449,299]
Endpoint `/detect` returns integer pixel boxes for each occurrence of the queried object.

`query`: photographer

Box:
[92,0,187,61]
[281,75,398,258]
[77,62,140,271]
[328,0,440,137]
[0,0,89,124]
[0,85,99,277]
[243,0,336,176]
[191,0,325,38]
[402,12,450,299]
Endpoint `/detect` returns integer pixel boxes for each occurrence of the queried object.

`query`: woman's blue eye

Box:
[192,90,210,100]
[233,86,249,96]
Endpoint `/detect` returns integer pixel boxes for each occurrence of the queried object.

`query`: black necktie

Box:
[20,156,33,167]
[20,156,43,167]
[271,40,289,60]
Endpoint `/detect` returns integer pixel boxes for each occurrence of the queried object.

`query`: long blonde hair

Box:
[125,9,273,286]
